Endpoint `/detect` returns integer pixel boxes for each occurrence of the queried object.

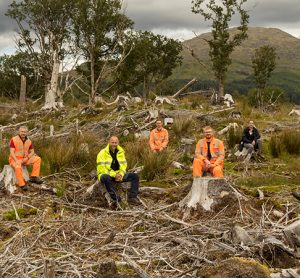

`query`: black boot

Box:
[29,176,43,184]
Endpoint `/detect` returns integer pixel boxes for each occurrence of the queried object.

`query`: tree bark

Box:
[42,50,60,110]
[19,75,27,104]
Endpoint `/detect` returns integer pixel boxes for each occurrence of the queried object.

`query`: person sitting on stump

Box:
[149,119,169,152]
[239,120,262,154]
[9,126,43,192]
[96,136,141,207]
[193,126,225,178]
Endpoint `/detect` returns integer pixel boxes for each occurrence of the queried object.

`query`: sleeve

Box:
[149,130,155,150]
[215,140,225,166]
[96,151,117,180]
[161,129,169,148]
[117,153,127,178]
[28,143,33,150]
[194,140,205,161]
[9,139,15,149]
[254,129,261,141]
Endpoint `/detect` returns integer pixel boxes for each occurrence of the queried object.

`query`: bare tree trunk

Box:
[218,77,224,99]
[90,53,96,104]
[42,50,60,110]
[19,75,27,105]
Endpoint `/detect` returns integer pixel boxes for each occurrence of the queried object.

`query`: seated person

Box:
[149,119,169,152]
[96,136,141,206]
[193,126,225,178]
[239,120,262,154]
[9,126,43,192]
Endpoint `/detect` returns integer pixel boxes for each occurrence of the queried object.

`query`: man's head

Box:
[156,119,163,131]
[203,126,213,140]
[18,126,28,139]
[109,136,119,151]
[248,120,255,129]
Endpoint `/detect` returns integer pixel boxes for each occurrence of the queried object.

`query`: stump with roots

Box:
[179,177,237,219]
[0,165,29,194]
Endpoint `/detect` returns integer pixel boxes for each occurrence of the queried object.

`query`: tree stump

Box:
[179,177,237,218]
[0,165,29,194]
[283,220,300,255]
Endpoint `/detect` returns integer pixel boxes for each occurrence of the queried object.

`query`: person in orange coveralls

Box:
[149,119,169,152]
[9,126,43,192]
[193,126,225,177]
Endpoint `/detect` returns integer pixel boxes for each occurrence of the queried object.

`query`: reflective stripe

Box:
[118,160,127,164]
[215,139,219,149]
[97,162,111,165]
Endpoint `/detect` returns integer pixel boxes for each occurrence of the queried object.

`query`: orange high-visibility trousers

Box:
[193,158,223,177]
[9,156,41,187]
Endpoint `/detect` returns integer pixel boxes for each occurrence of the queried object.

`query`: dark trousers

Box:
[100,172,139,201]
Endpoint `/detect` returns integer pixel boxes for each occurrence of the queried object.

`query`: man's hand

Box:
[205,159,212,169]
[115,174,123,182]
[159,147,164,152]
[252,140,256,146]
[16,160,22,167]
[22,157,28,164]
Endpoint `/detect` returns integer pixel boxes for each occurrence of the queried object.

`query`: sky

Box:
[0,0,300,55]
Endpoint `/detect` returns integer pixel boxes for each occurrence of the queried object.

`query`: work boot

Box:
[128,197,142,206]
[21,185,28,192]
[29,176,43,184]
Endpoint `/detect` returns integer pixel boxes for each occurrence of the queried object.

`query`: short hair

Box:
[109,136,119,141]
[203,126,213,132]
[19,126,28,131]
[156,119,162,123]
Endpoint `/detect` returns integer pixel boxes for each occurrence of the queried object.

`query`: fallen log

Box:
[172,78,197,98]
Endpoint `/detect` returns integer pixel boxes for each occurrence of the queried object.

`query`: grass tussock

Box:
[124,139,176,181]
[269,130,300,157]
[172,117,193,138]
[226,126,243,150]
[35,132,101,174]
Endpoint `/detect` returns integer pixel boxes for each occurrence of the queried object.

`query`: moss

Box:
[200,257,270,278]
[3,208,38,221]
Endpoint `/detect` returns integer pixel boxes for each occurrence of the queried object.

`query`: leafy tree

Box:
[6,0,74,109]
[0,52,43,99]
[71,0,133,103]
[252,45,277,89]
[191,0,249,99]
[115,31,182,97]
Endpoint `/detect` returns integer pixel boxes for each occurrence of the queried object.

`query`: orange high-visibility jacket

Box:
[9,136,32,160]
[149,128,169,151]
[194,136,225,166]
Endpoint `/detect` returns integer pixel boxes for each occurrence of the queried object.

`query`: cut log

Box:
[0,165,29,194]
[218,123,239,135]
[172,78,197,98]
[179,178,236,216]
[231,224,254,245]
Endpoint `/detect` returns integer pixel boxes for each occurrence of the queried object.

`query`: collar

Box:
[18,135,28,143]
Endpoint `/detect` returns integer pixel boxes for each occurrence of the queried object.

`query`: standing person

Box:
[193,126,225,177]
[96,136,141,206]
[240,120,262,154]
[9,126,43,192]
[149,119,169,152]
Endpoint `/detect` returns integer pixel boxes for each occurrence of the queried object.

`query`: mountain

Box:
[172,27,300,103]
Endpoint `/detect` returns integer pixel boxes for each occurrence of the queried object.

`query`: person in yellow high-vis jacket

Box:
[96,136,141,206]
[193,126,225,177]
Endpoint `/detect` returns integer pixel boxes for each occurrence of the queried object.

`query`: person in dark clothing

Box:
[96,136,141,208]
[239,120,262,153]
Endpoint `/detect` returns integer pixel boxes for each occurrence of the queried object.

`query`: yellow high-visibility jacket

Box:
[96,144,127,180]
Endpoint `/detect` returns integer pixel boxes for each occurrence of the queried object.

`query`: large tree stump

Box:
[0,165,29,194]
[179,177,237,218]
[283,220,300,255]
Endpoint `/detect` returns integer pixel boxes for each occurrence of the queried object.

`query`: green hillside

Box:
[172,27,300,103]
